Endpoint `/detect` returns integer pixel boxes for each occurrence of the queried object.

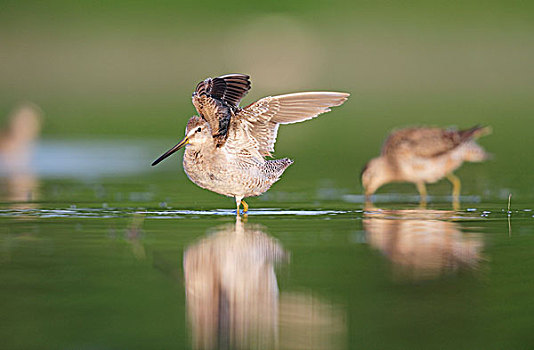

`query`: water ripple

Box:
[0,207,358,219]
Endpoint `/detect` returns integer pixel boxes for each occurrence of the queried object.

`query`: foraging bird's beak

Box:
[151,137,189,166]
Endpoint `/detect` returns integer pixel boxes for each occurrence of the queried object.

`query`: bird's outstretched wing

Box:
[234,92,350,157]
[192,74,251,141]
[382,126,489,159]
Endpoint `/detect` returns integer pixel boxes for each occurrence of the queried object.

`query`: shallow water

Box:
[1,139,534,349]
[2,202,534,349]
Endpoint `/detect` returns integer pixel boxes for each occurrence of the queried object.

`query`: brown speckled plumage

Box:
[381,126,487,160]
[152,74,349,213]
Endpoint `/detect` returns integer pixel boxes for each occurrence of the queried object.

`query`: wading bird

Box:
[152,74,349,214]
[361,126,491,209]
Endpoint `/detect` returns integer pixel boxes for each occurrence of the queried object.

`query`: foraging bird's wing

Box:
[236,92,349,156]
[192,74,251,141]
[383,127,484,159]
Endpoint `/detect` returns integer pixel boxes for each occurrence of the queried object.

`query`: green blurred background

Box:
[1,0,533,203]
[2,3,534,349]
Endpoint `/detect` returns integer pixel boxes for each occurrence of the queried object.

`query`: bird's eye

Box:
[196,127,201,133]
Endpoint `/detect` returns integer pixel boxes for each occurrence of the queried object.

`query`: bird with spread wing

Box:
[152,74,349,214]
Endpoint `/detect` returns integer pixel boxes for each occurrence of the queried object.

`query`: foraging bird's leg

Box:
[446,173,461,211]
[364,194,374,210]
[416,182,428,208]
[241,200,249,215]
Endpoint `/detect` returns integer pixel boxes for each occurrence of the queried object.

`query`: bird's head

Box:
[361,157,392,200]
[184,116,212,147]
[151,116,212,166]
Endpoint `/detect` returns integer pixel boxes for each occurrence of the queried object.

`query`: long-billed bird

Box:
[152,74,349,213]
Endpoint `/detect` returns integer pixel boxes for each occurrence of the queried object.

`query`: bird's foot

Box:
[241,200,249,216]
[235,199,249,216]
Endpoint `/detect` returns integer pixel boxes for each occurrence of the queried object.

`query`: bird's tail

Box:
[459,126,492,162]
[460,125,492,141]
[464,143,490,162]
[265,158,294,179]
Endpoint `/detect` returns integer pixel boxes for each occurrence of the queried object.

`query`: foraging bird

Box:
[361,126,491,209]
[152,74,349,213]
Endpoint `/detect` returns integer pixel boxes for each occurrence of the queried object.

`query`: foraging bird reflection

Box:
[361,126,491,210]
[363,210,484,281]
[183,218,346,350]
[152,74,349,214]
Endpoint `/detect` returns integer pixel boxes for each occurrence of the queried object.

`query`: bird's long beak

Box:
[151,137,189,166]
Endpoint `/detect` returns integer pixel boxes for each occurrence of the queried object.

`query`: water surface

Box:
[2,198,533,349]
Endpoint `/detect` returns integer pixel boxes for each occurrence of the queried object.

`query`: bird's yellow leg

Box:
[235,198,241,216]
[241,200,249,214]
[416,182,428,208]
[447,173,461,211]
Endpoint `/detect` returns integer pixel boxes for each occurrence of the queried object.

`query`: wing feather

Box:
[209,74,251,107]
[382,126,488,160]
[192,74,251,142]
[234,92,349,156]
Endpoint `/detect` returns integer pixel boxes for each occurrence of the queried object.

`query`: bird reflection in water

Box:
[0,103,42,207]
[363,209,484,281]
[183,217,346,350]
